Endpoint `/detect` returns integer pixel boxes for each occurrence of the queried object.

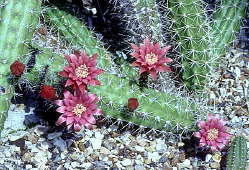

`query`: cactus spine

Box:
[0,0,41,132]
[226,136,248,170]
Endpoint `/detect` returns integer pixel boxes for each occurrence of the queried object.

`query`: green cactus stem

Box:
[0,0,41,133]
[209,0,248,66]
[44,7,111,69]
[167,0,210,91]
[226,136,248,170]
[131,0,164,42]
[166,0,247,91]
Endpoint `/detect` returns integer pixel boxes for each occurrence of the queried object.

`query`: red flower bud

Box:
[128,98,139,111]
[40,85,57,100]
[10,61,25,76]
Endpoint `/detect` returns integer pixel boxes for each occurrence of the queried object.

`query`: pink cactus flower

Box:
[59,51,104,93]
[55,90,102,131]
[130,37,172,80]
[194,114,232,151]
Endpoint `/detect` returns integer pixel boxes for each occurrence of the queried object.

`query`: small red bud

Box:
[128,98,139,111]
[10,61,25,76]
[40,85,57,100]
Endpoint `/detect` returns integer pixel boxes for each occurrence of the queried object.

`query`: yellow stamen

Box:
[207,128,219,140]
[75,64,89,78]
[72,104,86,116]
[145,53,158,65]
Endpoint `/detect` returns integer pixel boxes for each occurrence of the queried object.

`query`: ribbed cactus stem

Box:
[167,0,210,91]
[133,0,164,42]
[0,0,41,133]
[44,7,111,69]
[209,0,248,66]
[226,136,248,170]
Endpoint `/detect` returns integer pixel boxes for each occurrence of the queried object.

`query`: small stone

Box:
[212,152,222,163]
[95,131,104,139]
[22,152,33,162]
[134,165,146,170]
[205,154,212,162]
[100,147,111,155]
[78,142,85,151]
[177,159,191,169]
[90,138,102,150]
[53,137,67,152]
[25,164,33,169]
[34,126,49,136]
[27,134,39,144]
[82,162,92,169]
[148,152,160,162]
[210,162,220,169]
[156,139,167,153]
[24,114,40,128]
[135,146,145,152]
[47,132,62,140]
[159,156,168,163]
[9,131,28,141]
[71,161,80,168]
[4,150,11,157]
[121,159,132,166]
[177,142,185,147]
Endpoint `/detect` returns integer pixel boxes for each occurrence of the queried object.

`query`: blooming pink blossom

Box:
[59,51,104,93]
[194,114,232,151]
[130,38,172,80]
[55,90,102,131]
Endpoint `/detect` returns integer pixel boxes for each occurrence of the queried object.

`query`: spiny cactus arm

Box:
[90,73,195,131]
[210,0,248,65]
[226,136,248,170]
[0,0,41,133]
[167,0,210,90]
[133,0,164,42]
[44,7,111,69]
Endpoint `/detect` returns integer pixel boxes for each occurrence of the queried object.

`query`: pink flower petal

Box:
[56,116,66,126]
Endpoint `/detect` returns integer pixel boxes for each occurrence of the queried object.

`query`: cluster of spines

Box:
[0,0,41,133]
[226,136,248,170]
[110,0,164,46]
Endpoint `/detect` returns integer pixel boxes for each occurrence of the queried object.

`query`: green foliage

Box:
[226,136,248,170]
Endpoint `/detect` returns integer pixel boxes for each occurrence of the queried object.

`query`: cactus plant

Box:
[0,0,41,132]
[209,0,248,66]
[226,136,248,170]
[165,0,248,91]
[17,7,197,132]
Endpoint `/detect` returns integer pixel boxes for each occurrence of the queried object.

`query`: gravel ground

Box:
[0,112,232,170]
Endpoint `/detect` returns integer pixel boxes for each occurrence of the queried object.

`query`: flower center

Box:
[145,53,158,65]
[75,64,89,78]
[72,104,86,116]
[207,128,219,140]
